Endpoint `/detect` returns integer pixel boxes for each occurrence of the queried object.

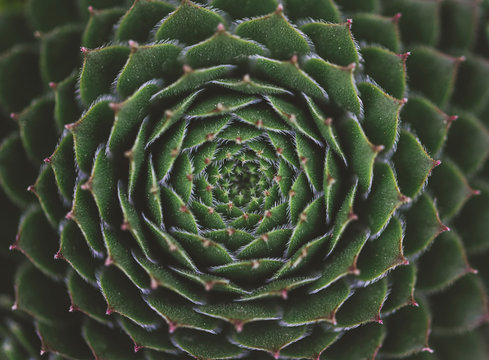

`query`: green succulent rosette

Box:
[1,0,489,359]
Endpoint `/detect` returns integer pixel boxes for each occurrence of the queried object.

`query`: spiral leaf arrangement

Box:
[1,0,489,359]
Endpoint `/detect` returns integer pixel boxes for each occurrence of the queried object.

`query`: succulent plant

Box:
[1,0,489,359]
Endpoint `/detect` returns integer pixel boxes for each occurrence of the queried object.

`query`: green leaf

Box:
[48,133,76,201]
[212,77,291,97]
[266,95,322,142]
[133,253,205,304]
[40,24,83,83]
[283,0,340,22]
[381,300,432,357]
[17,96,57,164]
[60,221,98,283]
[83,319,137,360]
[0,135,36,207]
[394,130,437,198]
[211,0,278,19]
[400,95,452,156]
[119,316,173,352]
[357,217,407,281]
[86,148,119,224]
[143,216,197,271]
[445,113,489,175]
[69,183,105,253]
[108,82,159,154]
[283,280,349,325]
[67,100,114,174]
[235,7,310,60]
[335,278,388,327]
[301,21,357,66]
[382,264,417,314]
[146,290,219,332]
[211,259,283,283]
[36,322,91,360]
[79,45,130,106]
[431,330,489,360]
[14,263,70,326]
[155,0,224,45]
[429,158,476,220]
[253,56,326,101]
[99,266,158,326]
[243,277,317,301]
[117,43,180,98]
[172,231,233,267]
[351,13,400,52]
[365,162,407,235]
[0,45,43,113]
[417,232,473,292]
[358,82,403,152]
[310,230,367,293]
[280,326,339,359]
[403,194,446,257]
[173,329,244,359]
[232,321,307,358]
[237,229,292,260]
[82,7,126,49]
[322,323,384,360]
[407,47,462,107]
[30,166,65,228]
[67,269,108,324]
[185,29,264,68]
[431,275,488,333]
[339,117,379,193]
[329,181,358,252]
[102,224,150,290]
[11,206,64,278]
[364,47,407,100]
[160,186,198,234]
[153,65,236,100]
[304,57,360,115]
[455,183,489,253]
[197,301,279,331]
[26,0,78,32]
[114,0,174,42]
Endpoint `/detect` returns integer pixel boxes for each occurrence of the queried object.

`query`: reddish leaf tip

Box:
[471,189,481,196]
[9,112,18,120]
[48,82,57,89]
[392,13,402,23]
[69,305,79,312]
[65,211,74,220]
[234,321,244,333]
[346,18,353,28]
[105,307,114,315]
[150,277,159,290]
[80,47,89,54]
[104,256,114,266]
[27,185,35,192]
[11,303,18,310]
[243,74,251,83]
[276,3,284,13]
[273,351,280,359]
[347,62,356,71]
[281,289,288,300]
[439,224,450,233]
[168,322,177,334]
[88,5,95,15]
[134,344,143,353]
[43,157,51,163]
[422,347,434,354]
[217,23,225,32]
[466,267,478,274]
[54,251,64,260]
[183,64,193,74]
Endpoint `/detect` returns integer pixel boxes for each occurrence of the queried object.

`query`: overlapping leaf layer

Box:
[1,0,489,359]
